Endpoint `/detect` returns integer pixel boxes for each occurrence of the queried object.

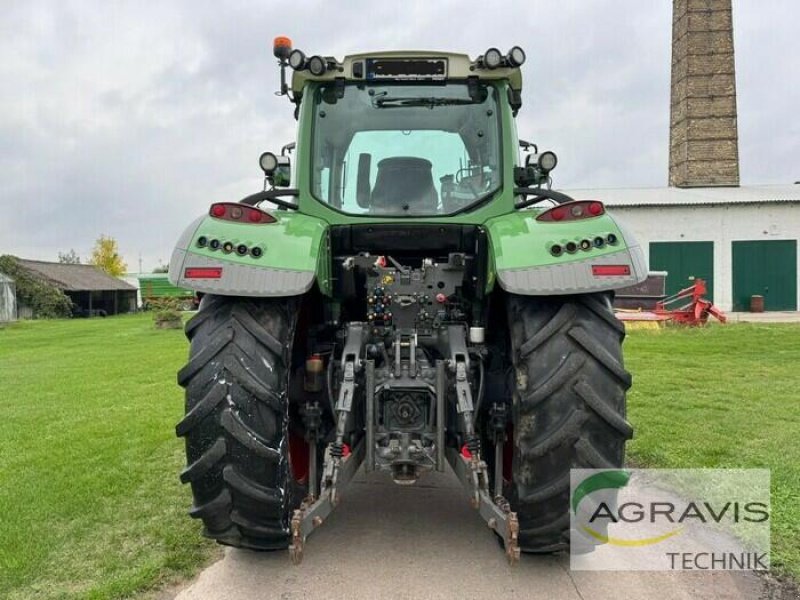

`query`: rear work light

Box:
[592,265,631,277]
[209,202,276,224]
[536,200,605,222]
[184,267,223,279]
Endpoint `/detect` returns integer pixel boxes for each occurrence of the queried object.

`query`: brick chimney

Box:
[669,0,740,187]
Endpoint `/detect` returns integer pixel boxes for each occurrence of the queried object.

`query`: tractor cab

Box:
[259,39,561,221]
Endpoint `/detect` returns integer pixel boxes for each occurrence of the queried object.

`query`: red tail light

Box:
[184,267,223,279]
[209,203,276,224]
[537,201,605,222]
[592,265,631,277]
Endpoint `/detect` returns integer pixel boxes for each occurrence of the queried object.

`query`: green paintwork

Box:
[315,228,332,296]
[732,240,797,311]
[171,68,644,298]
[185,211,328,273]
[649,241,714,302]
[485,210,627,271]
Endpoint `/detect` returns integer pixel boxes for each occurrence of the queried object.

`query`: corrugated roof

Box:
[15,259,136,292]
[562,184,800,207]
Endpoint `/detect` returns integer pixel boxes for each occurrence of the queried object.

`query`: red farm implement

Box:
[616,278,726,326]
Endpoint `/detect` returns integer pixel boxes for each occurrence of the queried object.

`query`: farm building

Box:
[568,1,799,314]
[12,259,137,317]
[567,184,800,312]
[0,273,16,322]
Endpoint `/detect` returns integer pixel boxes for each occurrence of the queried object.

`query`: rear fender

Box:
[485,209,647,295]
[168,211,328,297]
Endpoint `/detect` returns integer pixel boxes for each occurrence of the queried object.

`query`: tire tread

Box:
[177,295,298,550]
[507,292,632,552]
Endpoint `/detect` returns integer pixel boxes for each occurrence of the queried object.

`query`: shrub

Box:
[149,297,183,328]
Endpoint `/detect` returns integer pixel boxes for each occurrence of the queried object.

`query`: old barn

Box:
[13,259,137,317]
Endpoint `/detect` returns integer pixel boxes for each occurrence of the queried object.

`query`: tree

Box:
[89,235,127,277]
[58,249,81,264]
[152,264,169,273]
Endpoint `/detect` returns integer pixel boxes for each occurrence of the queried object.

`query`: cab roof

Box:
[290,50,523,95]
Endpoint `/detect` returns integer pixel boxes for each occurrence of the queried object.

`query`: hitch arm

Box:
[289,440,365,565]
[446,447,520,565]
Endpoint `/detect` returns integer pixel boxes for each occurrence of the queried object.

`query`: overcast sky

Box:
[1,1,797,272]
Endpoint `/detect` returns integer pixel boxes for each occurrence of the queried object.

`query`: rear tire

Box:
[176,295,301,550]
[506,292,633,552]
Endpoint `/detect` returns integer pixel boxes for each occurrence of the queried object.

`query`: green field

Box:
[625,323,800,579]
[0,315,798,598]
[0,316,218,599]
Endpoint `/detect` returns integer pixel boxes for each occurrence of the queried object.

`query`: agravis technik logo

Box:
[569,469,770,571]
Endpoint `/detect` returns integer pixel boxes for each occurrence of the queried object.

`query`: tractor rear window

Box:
[310,82,502,216]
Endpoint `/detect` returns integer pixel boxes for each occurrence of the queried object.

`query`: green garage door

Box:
[649,241,714,301]
[732,240,797,311]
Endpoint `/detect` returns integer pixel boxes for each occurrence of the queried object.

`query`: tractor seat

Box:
[370,157,438,213]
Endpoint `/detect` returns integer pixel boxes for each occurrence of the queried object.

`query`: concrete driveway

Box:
[174,470,763,600]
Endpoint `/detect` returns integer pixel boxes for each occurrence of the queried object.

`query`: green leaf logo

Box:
[572,470,683,547]
[571,470,630,514]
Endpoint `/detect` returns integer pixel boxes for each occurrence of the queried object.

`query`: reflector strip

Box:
[184,267,223,279]
[592,265,631,276]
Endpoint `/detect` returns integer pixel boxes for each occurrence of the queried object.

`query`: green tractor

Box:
[169,38,645,564]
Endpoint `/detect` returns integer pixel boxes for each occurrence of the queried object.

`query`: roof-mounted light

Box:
[307,55,327,76]
[273,36,292,60]
[288,49,306,70]
[483,47,503,69]
[507,46,526,67]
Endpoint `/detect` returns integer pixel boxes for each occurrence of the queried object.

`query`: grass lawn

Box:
[0,315,217,599]
[0,315,798,598]
[625,323,800,579]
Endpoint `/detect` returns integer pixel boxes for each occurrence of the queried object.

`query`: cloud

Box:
[0,0,797,271]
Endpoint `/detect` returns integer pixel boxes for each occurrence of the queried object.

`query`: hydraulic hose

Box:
[470,352,486,427]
